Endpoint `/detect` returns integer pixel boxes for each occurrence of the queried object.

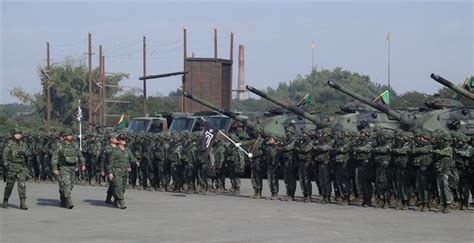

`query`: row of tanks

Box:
[182,73,473,137]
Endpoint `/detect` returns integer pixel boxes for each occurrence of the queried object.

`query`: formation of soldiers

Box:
[1,124,473,213]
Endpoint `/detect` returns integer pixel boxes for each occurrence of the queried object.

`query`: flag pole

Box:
[78,99,83,151]
[387,32,391,107]
[218,130,253,158]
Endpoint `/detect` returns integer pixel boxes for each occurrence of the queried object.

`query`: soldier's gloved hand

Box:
[52,169,59,176]
[108,173,114,181]
[101,171,105,176]
[81,165,86,172]
[135,161,140,167]
[127,167,131,172]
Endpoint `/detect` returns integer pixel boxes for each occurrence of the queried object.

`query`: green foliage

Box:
[9,58,129,127]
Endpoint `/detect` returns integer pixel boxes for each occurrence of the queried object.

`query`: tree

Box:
[10,58,129,128]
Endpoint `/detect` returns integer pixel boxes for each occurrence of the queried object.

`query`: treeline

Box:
[1,59,471,133]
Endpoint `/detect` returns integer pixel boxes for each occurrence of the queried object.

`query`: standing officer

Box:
[51,128,85,209]
[107,134,137,209]
[3,128,31,210]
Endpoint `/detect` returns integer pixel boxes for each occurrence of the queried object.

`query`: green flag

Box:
[116,113,126,129]
[296,93,313,107]
[463,75,473,91]
[374,90,390,105]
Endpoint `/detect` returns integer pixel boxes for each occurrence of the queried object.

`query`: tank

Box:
[183,92,316,138]
[431,73,474,101]
[327,81,474,135]
[245,85,403,132]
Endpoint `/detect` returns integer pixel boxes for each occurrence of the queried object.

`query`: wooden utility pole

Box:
[182,27,187,112]
[143,36,147,116]
[98,45,103,127]
[46,42,52,132]
[101,54,106,127]
[87,32,93,130]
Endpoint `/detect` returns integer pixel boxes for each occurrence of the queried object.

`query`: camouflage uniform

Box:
[372,130,393,208]
[107,137,135,209]
[83,132,102,186]
[314,128,333,204]
[279,127,298,201]
[249,132,265,199]
[391,131,414,210]
[3,128,31,209]
[432,131,455,213]
[412,131,434,212]
[100,133,117,204]
[213,139,226,192]
[182,133,196,193]
[332,130,352,205]
[263,136,279,199]
[453,133,472,210]
[51,128,85,209]
[170,133,184,192]
[224,134,245,195]
[295,132,313,203]
[353,130,374,207]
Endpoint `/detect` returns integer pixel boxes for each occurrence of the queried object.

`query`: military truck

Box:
[126,114,172,133]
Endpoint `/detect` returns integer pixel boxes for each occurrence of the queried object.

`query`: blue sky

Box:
[1,1,473,104]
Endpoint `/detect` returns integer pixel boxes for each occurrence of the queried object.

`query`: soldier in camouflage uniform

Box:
[107,134,137,209]
[432,131,455,213]
[249,127,265,199]
[332,130,352,205]
[2,128,31,210]
[182,133,196,193]
[170,132,185,192]
[263,135,279,200]
[213,135,227,193]
[295,131,313,203]
[196,131,213,194]
[353,129,374,207]
[279,126,298,201]
[83,132,102,186]
[452,133,472,210]
[129,134,141,189]
[100,132,117,204]
[391,131,414,210]
[412,131,434,212]
[314,128,333,204]
[1,134,8,182]
[224,133,245,195]
[51,128,86,209]
[150,134,163,191]
[372,129,393,209]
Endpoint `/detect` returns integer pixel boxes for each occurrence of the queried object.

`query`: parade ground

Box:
[0,179,473,243]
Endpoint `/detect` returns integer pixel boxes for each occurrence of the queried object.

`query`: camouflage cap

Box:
[62,128,74,136]
[11,127,22,135]
[453,132,469,142]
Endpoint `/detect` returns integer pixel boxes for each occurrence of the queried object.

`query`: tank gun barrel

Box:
[327,81,416,127]
[182,92,252,127]
[430,73,474,101]
[245,85,329,127]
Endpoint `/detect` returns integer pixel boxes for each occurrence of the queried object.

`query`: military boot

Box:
[66,198,74,209]
[382,199,389,209]
[105,194,113,204]
[401,201,408,210]
[442,204,451,214]
[303,195,311,203]
[3,198,9,209]
[252,189,260,199]
[118,200,127,209]
[20,199,28,210]
[269,193,278,200]
[234,186,241,195]
[60,195,66,207]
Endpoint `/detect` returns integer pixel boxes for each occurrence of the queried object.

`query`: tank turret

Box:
[327,81,416,128]
[245,85,330,128]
